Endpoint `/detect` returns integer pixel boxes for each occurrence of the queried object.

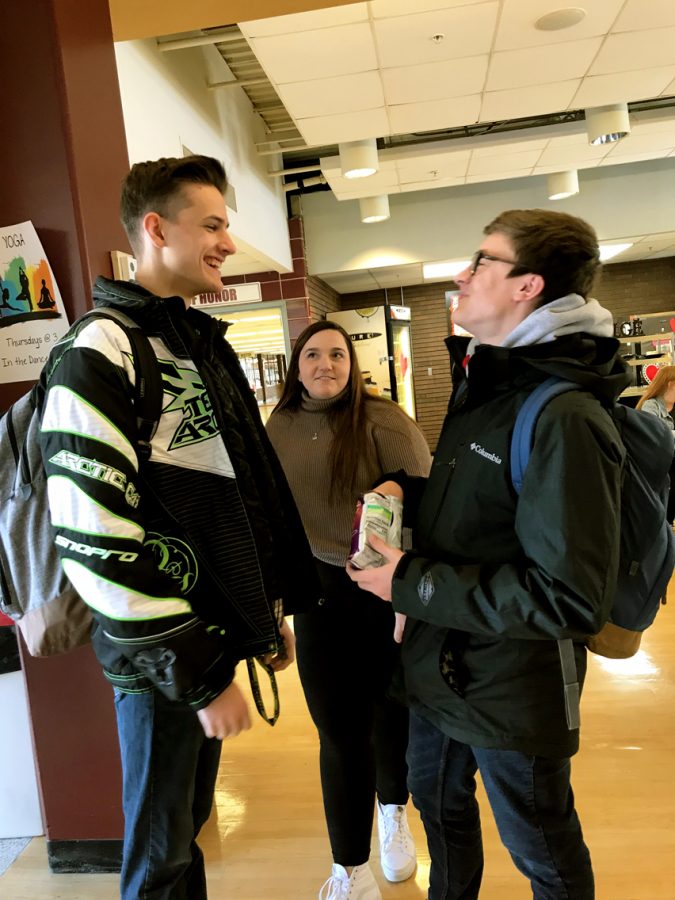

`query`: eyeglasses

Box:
[469,250,527,276]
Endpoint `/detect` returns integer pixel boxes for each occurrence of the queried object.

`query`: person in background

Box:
[266,320,432,900]
[39,155,318,900]
[348,209,630,900]
[637,365,675,523]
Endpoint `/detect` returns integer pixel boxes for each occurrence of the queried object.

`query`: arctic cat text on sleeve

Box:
[49,450,140,508]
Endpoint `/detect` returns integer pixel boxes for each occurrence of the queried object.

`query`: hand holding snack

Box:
[348,491,403,570]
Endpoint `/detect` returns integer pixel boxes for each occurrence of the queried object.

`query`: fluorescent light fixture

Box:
[585,103,630,145]
[599,242,633,261]
[340,139,378,179]
[423,260,471,280]
[359,195,390,224]
[547,170,579,200]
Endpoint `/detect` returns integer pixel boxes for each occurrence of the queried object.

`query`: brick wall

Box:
[594,257,675,322]
[339,285,453,450]
[340,256,675,450]
[219,216,313,342]
[307,274,341,321]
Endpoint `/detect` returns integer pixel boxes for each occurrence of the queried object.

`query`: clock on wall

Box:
[619,321,634,337]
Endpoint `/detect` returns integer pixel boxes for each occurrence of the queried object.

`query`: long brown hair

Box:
[637,365,675,409]
[273,320,386,496]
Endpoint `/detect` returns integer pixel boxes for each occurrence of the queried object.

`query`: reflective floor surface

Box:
[1,585,673,899]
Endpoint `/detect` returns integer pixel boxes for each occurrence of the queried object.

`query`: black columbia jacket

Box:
[391,332,630,757]
[40,277,318,708]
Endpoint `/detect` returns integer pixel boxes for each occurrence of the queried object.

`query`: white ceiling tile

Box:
[536,140,609,167]
[369,0,488,17]
[663,77,675,95]
[369,263,424,288]
[644,248,675,258]
[396,152,470,179]
[382,55,487,105]
[486,38,601,91]
[323,169,400,198]
[532,161,602,176]
[373,3,499,68]
[248,23,377,84]
[399,176,466,192]
[465,169,533,184]
[573,68,675,108]
[240,4,368,38]
[635,232,675,250]
[319,154,397,178]
[297,107,390,147]
[604,132,675,156]
[277,72,384,119]
[598,149,672,165]
[471,138,549,159]
[388,95,481,135]
[480,81,579,122]
[614,0,675,32]
[468,148,542,175]
[321,270,381,292]
[589,28,675,75]
[495,0,624,51]
[631,111,675,134]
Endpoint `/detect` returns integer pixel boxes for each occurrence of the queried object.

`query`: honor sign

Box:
[193,283,262,308]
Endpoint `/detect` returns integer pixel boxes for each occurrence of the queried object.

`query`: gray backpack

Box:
[0,308,162,656]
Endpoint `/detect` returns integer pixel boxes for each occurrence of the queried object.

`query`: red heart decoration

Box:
[645,364,660,383]
[670,318,675,331]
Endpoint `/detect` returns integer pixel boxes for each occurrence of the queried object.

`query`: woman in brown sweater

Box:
[267,320,432,900]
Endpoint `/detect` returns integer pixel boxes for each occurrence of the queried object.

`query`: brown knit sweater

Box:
[266,393,432,566]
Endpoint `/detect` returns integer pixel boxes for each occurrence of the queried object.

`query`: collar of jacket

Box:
[445,332,631,406]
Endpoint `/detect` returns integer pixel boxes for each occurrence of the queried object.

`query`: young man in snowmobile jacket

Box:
[39,155,318,900]
[348,209,630,900]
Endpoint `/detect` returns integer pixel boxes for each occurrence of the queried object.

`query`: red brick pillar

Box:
[221,216,313,345]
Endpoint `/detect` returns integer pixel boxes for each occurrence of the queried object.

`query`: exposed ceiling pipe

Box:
[268,165,322,178]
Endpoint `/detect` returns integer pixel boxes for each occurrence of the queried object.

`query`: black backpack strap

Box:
[79,308,163,461]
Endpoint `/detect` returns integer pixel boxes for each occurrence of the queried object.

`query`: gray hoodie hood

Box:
[466,293,614,357]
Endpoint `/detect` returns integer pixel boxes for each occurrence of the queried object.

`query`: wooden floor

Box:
[2,587,674,899]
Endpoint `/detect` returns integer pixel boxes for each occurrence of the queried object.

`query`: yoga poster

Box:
[0,221,70,384]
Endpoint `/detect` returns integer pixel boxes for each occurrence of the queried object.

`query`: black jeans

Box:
[295,559,410,866]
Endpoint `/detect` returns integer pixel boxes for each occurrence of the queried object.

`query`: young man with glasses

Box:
[349,209,630,899]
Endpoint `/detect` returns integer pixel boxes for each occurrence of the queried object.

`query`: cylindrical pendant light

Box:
[340,139,378,179]
[585,103,630,145]
[547,170,579,200]
[359,195,390,223]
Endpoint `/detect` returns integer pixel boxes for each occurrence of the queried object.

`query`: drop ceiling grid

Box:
[240,1,675,199]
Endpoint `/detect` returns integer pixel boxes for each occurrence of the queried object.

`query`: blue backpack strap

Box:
[510,376,580,495]
[511,375,584,731]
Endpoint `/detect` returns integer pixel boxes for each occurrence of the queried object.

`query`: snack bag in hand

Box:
[348,492,402,569]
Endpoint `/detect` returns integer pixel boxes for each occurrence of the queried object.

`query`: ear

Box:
[513,273,545,307]
[142,212,166,250]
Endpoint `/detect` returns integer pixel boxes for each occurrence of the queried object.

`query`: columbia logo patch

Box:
[418,572,435,606]
[470,442,502,465]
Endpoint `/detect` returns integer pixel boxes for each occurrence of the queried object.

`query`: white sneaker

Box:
[318,863,382,900]
[377,801,417,883]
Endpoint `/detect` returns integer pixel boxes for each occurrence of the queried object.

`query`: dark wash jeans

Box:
[407,713,594,900]
[114,688,222,900]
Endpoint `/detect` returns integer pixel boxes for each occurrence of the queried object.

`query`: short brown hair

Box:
[485,209,601,304]
[120,155,227,256]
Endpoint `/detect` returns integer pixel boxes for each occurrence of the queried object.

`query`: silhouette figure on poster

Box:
[38,278,56,309]
[16,266,33,310]
[0,280,20,313]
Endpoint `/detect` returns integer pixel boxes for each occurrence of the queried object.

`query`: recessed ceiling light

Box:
[534,7,586,31]
[599,243,633,261]
[423,260,470,280]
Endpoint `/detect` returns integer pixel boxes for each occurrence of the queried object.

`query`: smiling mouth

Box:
[205,257,223,270]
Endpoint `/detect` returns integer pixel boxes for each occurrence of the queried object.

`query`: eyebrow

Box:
[303,345,346,353]
[203,215,229,227]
